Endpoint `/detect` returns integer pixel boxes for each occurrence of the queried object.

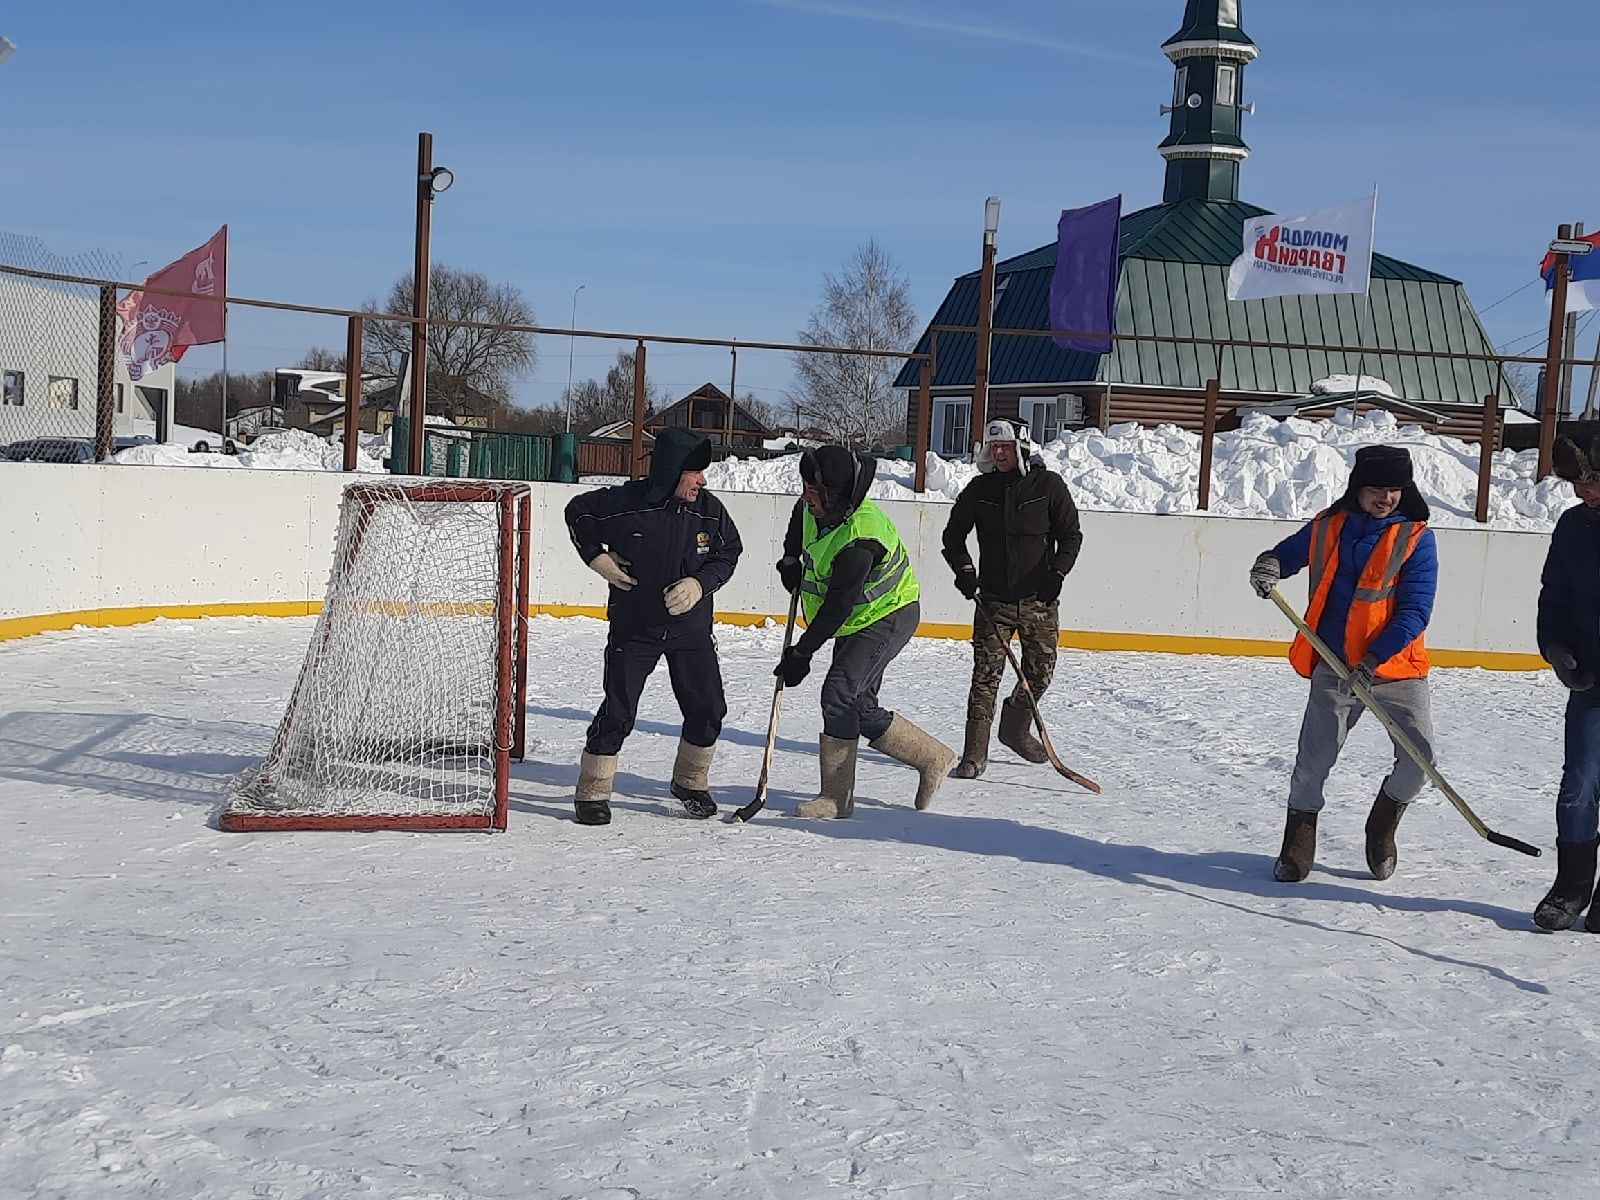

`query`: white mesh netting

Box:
[223,482,527,831]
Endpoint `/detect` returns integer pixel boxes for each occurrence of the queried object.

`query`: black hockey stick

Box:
[974,598,1101,794]
[729,588,802,824]
[1268,587,1539,858]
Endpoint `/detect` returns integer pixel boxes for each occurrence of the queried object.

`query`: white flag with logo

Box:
[1226,193,1377,301]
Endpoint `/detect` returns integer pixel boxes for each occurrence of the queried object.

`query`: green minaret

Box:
[1158,0,1259,203]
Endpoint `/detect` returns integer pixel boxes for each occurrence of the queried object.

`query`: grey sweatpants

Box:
[820,601,919,742]
[1287,663,1435,813]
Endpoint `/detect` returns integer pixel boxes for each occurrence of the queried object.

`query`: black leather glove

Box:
[953,569,980,600]
[776,556,803,594]
[1340,653,1380,696]
[1548,644,1595,692]
[774,646,812,687]
[1036,570,1065,603]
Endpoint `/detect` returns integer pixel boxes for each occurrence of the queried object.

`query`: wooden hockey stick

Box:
[1267,586,1538,857]
[974,598,1101,794]
[729,588,802,824]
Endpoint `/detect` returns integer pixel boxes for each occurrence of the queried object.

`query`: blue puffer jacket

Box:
[1271,503,1438,667]
[1538,502,1600,674]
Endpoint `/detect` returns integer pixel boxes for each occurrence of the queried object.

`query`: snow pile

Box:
[708,409,1573,531]
[114,428,387,473]
[1311,373,1398,398]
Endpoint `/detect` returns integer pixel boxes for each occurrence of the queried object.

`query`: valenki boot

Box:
[574,751,617,826]
[869,715,958,811]
[669,738,718,818]
[795,734,857,819]
[950,718,992,779]
[1534,836,1599,932]
[1273,808,1318,882]
[1364,788,1408,881]
[998,696,1048,764]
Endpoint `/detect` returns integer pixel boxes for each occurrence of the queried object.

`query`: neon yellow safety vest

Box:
[801,499,919,637]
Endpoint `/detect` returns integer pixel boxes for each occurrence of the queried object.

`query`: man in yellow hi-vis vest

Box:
[1248,445,1438,885]
[773,446,956,818]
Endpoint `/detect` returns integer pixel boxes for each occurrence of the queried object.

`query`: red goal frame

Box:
[221,480,532,833]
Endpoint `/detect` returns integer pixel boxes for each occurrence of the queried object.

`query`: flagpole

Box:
[1350,186,1378,396]
[220,308,229,449]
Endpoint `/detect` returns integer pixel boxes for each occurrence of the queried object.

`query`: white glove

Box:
[588,552,637,592]
[1249,554,1280,599]
[664,576,703,616]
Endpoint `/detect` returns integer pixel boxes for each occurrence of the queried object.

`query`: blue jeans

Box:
[1556,691,1600,844]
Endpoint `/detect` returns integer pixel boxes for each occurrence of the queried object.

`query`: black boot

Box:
[574,800,612,826]
[1364,788,1408,881]
[1273,809,1318,882]
[1534,837,1600,931]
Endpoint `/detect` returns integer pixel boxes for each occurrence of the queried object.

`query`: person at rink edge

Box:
[773,445,956,818]
[1532,435,1600,931]
[563,427,742,826]
[1248,444,1438,883]
[940,418,1083,778]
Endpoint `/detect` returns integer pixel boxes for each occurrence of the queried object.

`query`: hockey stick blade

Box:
[1486,829,1542,858]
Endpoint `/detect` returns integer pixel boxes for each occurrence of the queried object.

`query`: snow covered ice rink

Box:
[3,614,1598,1198]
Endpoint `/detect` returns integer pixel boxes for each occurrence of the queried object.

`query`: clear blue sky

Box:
[1,0,1592,412]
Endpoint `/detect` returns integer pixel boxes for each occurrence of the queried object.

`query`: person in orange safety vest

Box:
[1247,445,1438,885]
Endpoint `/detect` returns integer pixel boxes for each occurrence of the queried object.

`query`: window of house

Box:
[1217,64,1238,107]
[1019,398,1060,446]
[932,398,972,458]
[48,376,79,410]
[1171,66,1188,107]
[2,369,22,406]
[1218,0,1239,27]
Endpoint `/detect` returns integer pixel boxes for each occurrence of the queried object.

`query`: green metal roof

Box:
[894,198,1513,406]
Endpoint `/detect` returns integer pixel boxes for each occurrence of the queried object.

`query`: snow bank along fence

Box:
[6,256,1594,520]
[0,465,1545,668]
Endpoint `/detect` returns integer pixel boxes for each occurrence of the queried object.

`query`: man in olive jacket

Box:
[941,419,1083,777]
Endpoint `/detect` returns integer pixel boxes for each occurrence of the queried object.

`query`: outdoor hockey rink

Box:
[2,614,1595,1199]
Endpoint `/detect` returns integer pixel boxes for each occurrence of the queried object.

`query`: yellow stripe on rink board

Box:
[0,602,1549,670]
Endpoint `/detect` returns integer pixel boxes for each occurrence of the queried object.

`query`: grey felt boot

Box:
[869,715,958,811]
[1273,808,1318,882]
[1364,788,1408,881]
[950,718,992,779]
[997,696,1047,764]
[795,734,857,819]
[574,751,617,826]
[669,738,717,818]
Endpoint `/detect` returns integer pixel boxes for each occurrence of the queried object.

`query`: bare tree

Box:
[297,346,345,372]
[563,348,670,433]
[362,266,537,423]
[789,240,917,448]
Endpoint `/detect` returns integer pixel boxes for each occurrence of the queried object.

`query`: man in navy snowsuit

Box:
[564,427,742,826]
[1533,435,1600,931]
[1249,444,1438,883]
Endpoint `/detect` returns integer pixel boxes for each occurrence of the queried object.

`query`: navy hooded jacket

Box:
[1538,502,1600,674]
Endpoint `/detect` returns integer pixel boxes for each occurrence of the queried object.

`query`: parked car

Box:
[1,437,143,463]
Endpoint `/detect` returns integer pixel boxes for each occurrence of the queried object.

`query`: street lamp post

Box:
[565,284,586,433]
[1538,223,1593,479]
[971,196,1002,452]
[409,131,453,475]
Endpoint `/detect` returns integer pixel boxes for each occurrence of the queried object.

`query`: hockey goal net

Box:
[221,480,531,832]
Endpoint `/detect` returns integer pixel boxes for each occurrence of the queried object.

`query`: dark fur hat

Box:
[1553,436,1600,484]
[1340,444,1429,521]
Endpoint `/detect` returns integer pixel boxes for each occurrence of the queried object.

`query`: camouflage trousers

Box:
[966,597,1060,724]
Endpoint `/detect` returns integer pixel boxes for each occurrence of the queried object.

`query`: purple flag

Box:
[1049,196,1121,354]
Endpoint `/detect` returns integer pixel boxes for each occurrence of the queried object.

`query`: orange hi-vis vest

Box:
[1289,509,1430,681]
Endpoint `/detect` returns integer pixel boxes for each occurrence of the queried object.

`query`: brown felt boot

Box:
[997,696,1048,764]
[1273,808,1318,882]
[950,718,992,779]
[574,751,617,825]
[1364,788,1408,881]
[869,715,958,811]
[795,734,857,819]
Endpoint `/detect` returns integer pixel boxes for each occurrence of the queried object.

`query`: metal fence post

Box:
[1197,377,1220,510]
[94,284,117,462]
[1538,223,1574,479]
[342,314,363,471]
[1475,394,1498,524]
[913,359,932,493]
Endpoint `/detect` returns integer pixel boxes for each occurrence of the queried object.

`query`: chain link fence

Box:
[0,233,126,460]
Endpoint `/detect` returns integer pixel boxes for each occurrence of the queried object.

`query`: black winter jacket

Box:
[1538,501,1600,674]
[566,485,742,636]
[941,462,1082,601]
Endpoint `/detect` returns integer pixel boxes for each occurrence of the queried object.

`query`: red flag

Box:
[116,226,228,380]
